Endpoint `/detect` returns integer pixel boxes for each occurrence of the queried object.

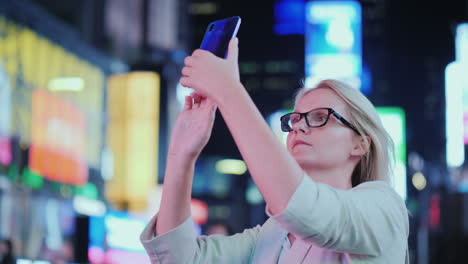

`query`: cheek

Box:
[286,133,294,151]
[325,132,355,154]
[312,128,352,151]
[308,134,329,150]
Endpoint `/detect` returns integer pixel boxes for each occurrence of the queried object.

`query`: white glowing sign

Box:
[446,23,468,167]
[305,1,362,89]
[376,107,407,200]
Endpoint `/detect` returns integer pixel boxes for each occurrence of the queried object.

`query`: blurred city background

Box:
[0,0,467,263]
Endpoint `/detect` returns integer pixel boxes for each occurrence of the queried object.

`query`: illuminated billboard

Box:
[89,211,150,264]
[305,1,362,89]
[376,107,407,200]
[0,15,106,169]
[29,90,88,185]
[446,23,468,168]
[274,0,305,36]
[0,64,11,166]
[106,72,160,211]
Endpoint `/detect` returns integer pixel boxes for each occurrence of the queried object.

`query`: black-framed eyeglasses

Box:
[280,108,360,134]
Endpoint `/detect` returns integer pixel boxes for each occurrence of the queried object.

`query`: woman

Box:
[140,39,409,263]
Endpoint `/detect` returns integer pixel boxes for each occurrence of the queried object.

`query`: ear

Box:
[351,135,371,157]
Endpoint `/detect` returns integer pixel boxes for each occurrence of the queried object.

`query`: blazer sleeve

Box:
[140,214,261,264]
[267,174,409,257]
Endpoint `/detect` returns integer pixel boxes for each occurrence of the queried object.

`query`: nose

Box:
[291,118,309,134]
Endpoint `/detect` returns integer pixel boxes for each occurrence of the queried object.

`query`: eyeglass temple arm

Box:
[331,111,360,135]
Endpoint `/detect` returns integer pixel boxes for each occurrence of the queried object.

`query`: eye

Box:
[290,114,301,124]
[308,111,328,124]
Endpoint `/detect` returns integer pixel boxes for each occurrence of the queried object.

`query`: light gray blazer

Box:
[141,175,410,263]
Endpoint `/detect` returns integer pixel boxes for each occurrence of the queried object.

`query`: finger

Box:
[192,49,207,58]
[227,37,239,62]
[199,95,210,108]
[192,93,202,109]
[190,92,202,98]
[181,66,193,77]
[184,56,195,67]
[183,96,192,111]
[180,77,194,89]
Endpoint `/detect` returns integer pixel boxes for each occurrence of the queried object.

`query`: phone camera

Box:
[208,24,215,32]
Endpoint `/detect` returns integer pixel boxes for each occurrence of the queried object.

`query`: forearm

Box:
[217,81,304,214]
[155,154,195,235]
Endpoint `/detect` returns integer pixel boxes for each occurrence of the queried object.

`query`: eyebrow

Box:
[294,107,331,112]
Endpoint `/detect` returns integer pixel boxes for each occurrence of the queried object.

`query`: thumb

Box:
[227,37,239,62]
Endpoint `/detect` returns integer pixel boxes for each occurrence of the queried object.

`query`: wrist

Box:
[215,80,245,107]
[217,81,249,113]
[167,151,199,164]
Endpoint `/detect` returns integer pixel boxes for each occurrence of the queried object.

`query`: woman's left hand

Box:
[180,38,241,104]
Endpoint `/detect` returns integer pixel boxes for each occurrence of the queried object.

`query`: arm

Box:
[269,176,409,256]
[180,40,303,215]
[155,153,195,235]
[217,82,304,214]
[155,94,214,235]
[143,95,260,263]
[142,215,260,264]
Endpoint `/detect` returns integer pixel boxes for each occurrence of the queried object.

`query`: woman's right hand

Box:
[168,93,217,160]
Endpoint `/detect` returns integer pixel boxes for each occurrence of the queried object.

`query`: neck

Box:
[302,163,356,190]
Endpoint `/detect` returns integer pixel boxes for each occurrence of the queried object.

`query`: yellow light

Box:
[412,172,427,191]
[189,2,218,15]
[215,159,247,175]
[106,72,160,211]
[48,77,84,92]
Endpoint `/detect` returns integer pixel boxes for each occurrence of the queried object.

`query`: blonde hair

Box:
[294,79,395,186]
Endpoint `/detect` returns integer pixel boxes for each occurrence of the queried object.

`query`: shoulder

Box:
[351,180,405,207]
[352,180,402,200]
[352,180,409,235]
[352,180,392,190]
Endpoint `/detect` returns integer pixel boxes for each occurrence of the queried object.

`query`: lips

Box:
[292,140,311,149]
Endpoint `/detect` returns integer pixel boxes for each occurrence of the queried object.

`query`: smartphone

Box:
[200,16,241,58]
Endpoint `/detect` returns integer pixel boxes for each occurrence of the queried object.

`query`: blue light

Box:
[89,215,105,249]
[274,0,305,36]
[306,1,360,23]
[361,63,372,95]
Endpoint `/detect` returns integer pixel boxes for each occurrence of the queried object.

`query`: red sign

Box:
[29,90,88,185]
[191,199,208,225]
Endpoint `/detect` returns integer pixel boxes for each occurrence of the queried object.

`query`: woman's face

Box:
[286,88,359,170]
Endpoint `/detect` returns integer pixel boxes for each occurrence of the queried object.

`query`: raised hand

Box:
[180,38,240,104]
[167,93,217,160]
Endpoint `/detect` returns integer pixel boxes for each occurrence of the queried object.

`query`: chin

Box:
[292,151,329,170]
[291,152,316,167]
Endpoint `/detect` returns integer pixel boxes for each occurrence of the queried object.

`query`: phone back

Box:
[200,17,241,58]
